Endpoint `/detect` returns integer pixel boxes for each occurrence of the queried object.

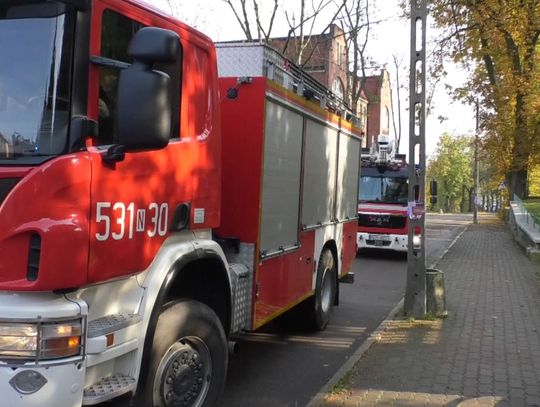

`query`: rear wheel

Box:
[134,299,228,407]
[307,248,337,331]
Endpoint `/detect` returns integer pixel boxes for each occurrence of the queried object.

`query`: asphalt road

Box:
[105,213,470,407]
[219,213,470,407]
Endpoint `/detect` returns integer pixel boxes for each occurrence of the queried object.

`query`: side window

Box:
[97,9,181,145]
[189,46,212,139]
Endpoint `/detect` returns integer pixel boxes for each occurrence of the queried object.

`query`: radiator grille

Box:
[358,213,406,229]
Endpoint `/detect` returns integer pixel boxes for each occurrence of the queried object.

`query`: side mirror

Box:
[116,27,180,152]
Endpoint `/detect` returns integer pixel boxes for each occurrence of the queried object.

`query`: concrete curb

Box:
[305,298,404,407]
[305,224,470,407]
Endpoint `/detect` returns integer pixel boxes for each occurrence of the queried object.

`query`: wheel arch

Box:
[146,248,232,339]
[320,239,339,306]
[165,251,232,334]
[137,245,232,393]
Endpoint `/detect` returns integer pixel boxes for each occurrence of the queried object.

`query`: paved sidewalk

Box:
[320,215,540,407]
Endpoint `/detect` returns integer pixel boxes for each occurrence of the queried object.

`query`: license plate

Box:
[369,234,392,242]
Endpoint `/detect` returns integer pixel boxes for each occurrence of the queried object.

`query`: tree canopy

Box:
[429,0,540,199]
[428,133,474,212]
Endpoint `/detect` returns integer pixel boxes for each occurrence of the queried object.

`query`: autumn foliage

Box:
[429,0,540,199]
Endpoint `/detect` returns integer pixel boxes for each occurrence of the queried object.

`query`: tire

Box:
[133,299,228,407]
[306,248,337,331]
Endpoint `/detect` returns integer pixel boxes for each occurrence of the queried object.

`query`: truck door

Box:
[86,2,192,283]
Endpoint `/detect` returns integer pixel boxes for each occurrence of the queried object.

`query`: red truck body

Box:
[0,1,361,406]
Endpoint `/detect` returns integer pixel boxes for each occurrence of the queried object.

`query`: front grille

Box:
[0,178,20,206]
[358,213,406,229]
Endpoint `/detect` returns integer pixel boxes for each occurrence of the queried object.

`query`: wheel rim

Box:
[154,336,212,407]
[320,258,334,313]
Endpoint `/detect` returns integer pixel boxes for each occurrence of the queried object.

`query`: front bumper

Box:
[0,362,84,407]
[0,292,87,407]
[357,232,408,252]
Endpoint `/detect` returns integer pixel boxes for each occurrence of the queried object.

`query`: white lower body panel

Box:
[0,362,84,407]
[312,223,343,290]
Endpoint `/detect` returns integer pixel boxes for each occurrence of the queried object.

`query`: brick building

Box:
[270,25,369,140]
[270,25,393,148]
[363,69,392,149]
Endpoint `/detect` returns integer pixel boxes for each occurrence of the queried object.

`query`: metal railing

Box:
[262,44,360,126]
[215,41,361,127]
[513,194,540,232]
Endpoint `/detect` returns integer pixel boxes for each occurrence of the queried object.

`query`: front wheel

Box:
[134,299,228,407]
[307,248,337,330]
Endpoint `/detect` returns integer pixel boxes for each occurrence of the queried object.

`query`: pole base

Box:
[426,269,447,317]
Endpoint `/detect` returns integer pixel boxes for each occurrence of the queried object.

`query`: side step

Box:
[229,263,252,333]
[88,313,142,338]
[82,374,136,405]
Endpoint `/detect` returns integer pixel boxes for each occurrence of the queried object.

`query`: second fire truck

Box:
[357,135,419,252]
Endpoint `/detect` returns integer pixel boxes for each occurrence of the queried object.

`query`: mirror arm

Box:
[69,116,98,152]
[90,56,130,70]
[102,144,126,164]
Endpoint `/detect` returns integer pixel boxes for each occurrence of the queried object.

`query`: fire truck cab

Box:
[357,135,419,252]
[0,1,361,406]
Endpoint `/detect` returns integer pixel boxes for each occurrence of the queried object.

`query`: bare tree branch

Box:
[391,54,404,151]
[299,0,346,66]
[223,0,253,40]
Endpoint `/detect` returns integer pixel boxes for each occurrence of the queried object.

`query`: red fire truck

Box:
[357,135,419,252]
[0,1,362,406]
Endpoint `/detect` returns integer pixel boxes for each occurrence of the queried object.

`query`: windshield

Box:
[360,176,408,204]
[0,3,74,160]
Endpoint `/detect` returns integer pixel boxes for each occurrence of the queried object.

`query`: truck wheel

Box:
[134,299,228,407]
[307,249,336,330]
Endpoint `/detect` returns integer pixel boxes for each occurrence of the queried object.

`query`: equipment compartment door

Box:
[259,100,303,258]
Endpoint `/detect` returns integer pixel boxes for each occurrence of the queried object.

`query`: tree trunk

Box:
[460,185,466,213]
[507,169,528,200]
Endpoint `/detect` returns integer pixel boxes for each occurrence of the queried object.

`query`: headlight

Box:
[0,325,37,358]
[0,319,82,361]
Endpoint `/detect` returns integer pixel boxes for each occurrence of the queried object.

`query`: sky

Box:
[151,0,476,158]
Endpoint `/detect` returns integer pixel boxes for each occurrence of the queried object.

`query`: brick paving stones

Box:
[319,215,540,407]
